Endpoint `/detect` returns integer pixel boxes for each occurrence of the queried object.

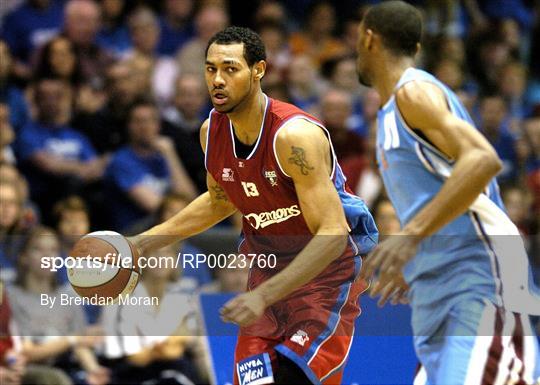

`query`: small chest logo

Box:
[238,161,245,168]
[222,168,235,182]
[290,330,309,346]
[264,170,278,187]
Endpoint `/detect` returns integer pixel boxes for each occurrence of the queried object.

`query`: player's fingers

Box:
[390,287,406,306]
[361,249,382,279]
[377,281,397,307]
[220,297,241,316]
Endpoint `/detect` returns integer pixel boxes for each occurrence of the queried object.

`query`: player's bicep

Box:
[276,122,348,234]
[396,82,498,161]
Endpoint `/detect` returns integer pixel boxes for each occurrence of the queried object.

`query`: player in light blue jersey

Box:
[356,1,540,384]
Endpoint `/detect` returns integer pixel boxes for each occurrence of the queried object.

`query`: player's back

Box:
[376,68,539,335]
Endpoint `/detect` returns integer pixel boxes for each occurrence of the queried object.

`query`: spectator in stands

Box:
[8,226,109,385]
[257,21,290,87]
[0,41,29,131]
[96,0,131,58]
[287,54,324,113]
[177,4,229,78]
[72,61,138,153]
[15,78,108,224]
[254,1,287,28]
[34,36,82,86]
[52,196,89,283]
[162,74,208,192]
[201,262,249,293]
[0,179,25,283]
[157,0,194,56]
[102,242,204,384]
[158,0,193,56]
[289,1,346,68]
[523,117,540,213]
[0,103,15,164]
[478,93,518,184]
[125,7,178,109]
[62,0,113,86]
[104,99,196,231]
[0,0,64,75]
[0,282,26,385]
[432,58,464,91]
[325,55,366,136]
[319,89,366,190]
[498,61,529,119]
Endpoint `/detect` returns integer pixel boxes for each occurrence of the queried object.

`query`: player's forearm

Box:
[256,229,348,307]
[403,148,502,238]
[132,192,235,254]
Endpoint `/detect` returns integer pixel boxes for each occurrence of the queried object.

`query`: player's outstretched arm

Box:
[130,119,237,254]
[361,81,503,288]
[221,120,350,326]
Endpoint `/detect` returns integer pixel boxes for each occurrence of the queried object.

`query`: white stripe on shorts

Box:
[464,302,498,385]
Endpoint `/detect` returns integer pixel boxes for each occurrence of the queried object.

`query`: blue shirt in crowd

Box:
[1,0,64,61]
[15,121,97,195]
[0,86,30,131]
[157,17,193,56]
[105,146,170,231]
[96,25,132,59]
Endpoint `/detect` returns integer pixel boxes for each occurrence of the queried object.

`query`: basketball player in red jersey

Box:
[131,26,378,384]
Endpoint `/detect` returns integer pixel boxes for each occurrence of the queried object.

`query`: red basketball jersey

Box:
[205,95,359,257]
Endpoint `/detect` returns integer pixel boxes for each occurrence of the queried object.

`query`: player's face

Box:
[356,22,373,87]
[205,43,254,113]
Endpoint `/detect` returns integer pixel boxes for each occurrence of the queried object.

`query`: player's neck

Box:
[373,56,415,106]
[227,90,266,145]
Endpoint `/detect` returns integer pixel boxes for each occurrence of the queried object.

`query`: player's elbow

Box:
[479,148,503,177]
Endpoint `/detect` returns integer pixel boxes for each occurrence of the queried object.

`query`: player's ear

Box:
[365,28,374,51]
[253,60,266,81]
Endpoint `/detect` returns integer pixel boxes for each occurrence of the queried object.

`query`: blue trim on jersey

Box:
[274,345,322,384]
[303,281,351,363]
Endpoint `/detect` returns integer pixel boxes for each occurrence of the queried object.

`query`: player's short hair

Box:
[363,0,422,57]
[205,26,266,67]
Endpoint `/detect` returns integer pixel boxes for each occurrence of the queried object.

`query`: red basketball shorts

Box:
[233,252,367,385]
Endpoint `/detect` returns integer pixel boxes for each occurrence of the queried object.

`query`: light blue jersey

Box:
[376,68,540,384]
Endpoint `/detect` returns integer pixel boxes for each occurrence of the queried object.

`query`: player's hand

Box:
[370,273,409,307]
[220,290,266,327]
[359,231,420,301]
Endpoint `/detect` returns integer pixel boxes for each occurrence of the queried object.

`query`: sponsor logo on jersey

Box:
[236,353,274,385]
[264,170,278,187]
[290,330,309,346]
[238,161,245,168]
[244,205,301,229]
[222,168,235,182]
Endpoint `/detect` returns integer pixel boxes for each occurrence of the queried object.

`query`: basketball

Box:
[67,231,141,301]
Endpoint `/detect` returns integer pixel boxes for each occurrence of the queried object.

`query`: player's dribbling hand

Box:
[220,290,266,327]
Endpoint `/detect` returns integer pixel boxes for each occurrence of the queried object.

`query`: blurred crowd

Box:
[0,0,539,384]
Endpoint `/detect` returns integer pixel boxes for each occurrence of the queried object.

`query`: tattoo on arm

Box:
[210,185,228,201]
[288,146,314,175]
